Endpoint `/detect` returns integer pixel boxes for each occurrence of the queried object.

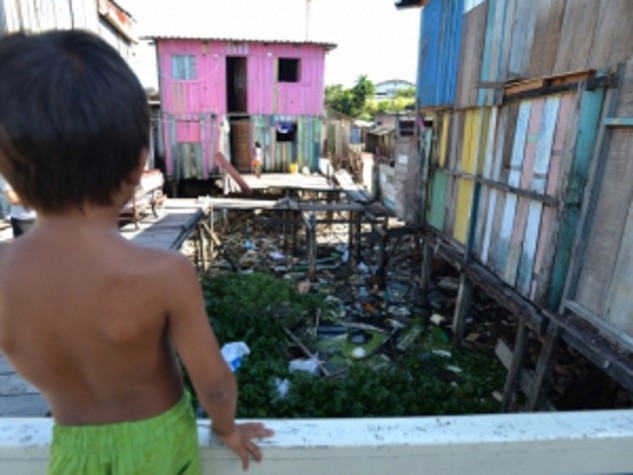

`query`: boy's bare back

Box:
[0,221,200,425]
[0,30,272,471]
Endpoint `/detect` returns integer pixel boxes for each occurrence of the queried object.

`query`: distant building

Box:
[149,35,335,182]
[0,0,138,219]
[0,0,137,59]
[374,79,415,100]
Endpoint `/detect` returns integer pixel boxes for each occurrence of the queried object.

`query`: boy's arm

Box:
[166,253,273,469]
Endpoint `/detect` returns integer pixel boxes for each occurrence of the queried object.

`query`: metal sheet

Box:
[417,0,464,108]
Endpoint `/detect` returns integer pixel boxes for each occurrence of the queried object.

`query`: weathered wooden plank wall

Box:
[574,68,633,318]
[455,3,487,108]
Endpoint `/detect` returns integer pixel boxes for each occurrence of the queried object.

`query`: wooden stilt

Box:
[527,323,560,411]
[307,213,317,282]
[501,321,528,412]
[420,243,434,302]
[376,225,388,289]
[353,212,362,263]
[452,274,473,348]
[291,210,298,256]
[348,211,355,269]
[282,209,289,252]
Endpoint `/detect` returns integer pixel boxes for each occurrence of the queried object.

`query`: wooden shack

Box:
[413,0,633,406]
[150,35,335,184]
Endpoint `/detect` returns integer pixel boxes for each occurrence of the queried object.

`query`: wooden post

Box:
[452,273,473,348]
[348,211,355,270]
[527,323,560,411]
[501,321,528,412]
[307,213,317,282]
[353,212,362,263]
[209,208,215,263]
[420,242,434,303]
[376,225,388,289]
[283,209,289,252]
[291,210,298,256]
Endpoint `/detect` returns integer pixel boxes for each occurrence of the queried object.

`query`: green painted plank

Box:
[604,117,633,127]
[548,87,605,309]
[428,171,448,230]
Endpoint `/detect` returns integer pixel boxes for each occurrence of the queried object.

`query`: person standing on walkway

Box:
[0,30,272,474]
[1,179,36,238]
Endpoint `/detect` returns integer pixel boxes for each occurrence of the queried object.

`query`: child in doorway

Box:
[252,141,263,177]
[0,30,272,474]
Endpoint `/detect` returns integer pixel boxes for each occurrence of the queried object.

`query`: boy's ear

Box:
[126,148,148,186]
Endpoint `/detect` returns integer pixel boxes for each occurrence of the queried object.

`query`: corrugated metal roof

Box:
[144,34,336,51]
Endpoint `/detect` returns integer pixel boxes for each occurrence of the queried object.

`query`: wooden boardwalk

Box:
[120,198,207,250]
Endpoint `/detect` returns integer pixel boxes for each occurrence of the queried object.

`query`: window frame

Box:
[172,55,197,81]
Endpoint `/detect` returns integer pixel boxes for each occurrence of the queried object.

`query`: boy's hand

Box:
[214,422,274,471]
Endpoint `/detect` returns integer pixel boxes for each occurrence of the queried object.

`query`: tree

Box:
[325,75,376,119]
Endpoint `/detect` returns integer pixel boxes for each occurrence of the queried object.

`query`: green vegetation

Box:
[325,75,375,119]
[191,273,504,418]
[325,76,415,119]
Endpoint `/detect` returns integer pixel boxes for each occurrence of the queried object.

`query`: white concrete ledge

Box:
[1,410,633,474]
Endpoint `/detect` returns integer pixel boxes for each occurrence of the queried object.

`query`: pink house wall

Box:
[157,39,327,116]
[156,39,328,177]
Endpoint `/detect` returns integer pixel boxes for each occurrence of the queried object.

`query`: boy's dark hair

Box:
[0,30,149,212]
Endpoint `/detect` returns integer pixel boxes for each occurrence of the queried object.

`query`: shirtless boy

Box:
[0,30,272,473]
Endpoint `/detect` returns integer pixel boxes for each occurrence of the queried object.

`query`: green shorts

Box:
[48,391,201,475]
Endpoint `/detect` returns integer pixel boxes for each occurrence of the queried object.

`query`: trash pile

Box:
[194,209,632,415]
[192,209,508,418]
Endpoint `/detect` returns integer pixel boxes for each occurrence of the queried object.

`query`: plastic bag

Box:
[220,342,251,372]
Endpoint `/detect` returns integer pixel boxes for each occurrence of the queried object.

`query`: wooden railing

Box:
[1,410,633,474]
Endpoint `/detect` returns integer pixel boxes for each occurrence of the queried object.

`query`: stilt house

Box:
[405,0,633,405]
[149,35,335,184]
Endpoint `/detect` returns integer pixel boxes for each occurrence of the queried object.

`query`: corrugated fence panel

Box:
[418,0,464,108]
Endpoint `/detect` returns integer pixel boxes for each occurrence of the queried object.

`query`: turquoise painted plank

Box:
[428,172,448,230]
[548,87,605,309]
[604,117,633,127]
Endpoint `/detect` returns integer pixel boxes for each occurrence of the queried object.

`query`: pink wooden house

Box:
[150,35,335,182]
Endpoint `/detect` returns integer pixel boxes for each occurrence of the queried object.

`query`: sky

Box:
[122,0,420,89]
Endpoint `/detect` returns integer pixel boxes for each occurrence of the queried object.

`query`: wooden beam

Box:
[214,152,253,195]
[527,323,561,411]
[495,338,556,412]
[604,117,633,127]
[501,321,528,412]
[452,274,473,348]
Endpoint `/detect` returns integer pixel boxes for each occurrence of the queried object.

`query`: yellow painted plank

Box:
[454,178,474,244]
[439,113,450,168]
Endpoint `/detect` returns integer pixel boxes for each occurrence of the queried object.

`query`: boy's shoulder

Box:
[122,244,197,288]
[125,243,193,273]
